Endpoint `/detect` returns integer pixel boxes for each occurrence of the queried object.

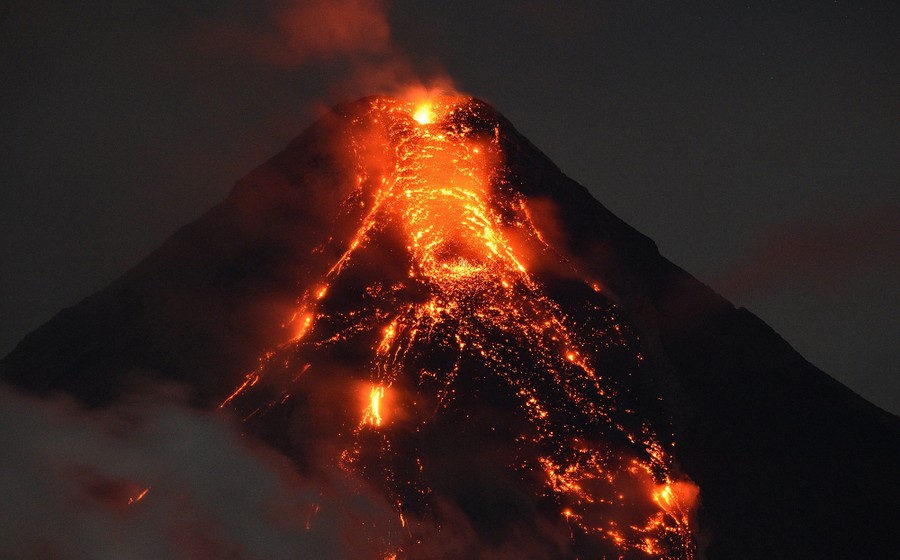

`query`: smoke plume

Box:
[194,0,454,100]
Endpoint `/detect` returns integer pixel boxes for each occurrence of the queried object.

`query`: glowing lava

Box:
[223,96,698,558]
[127,487,150,506]
[363,384,386,427]
[412,102,434,125]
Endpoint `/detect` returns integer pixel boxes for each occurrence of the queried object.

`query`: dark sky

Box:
[1,0,897,413]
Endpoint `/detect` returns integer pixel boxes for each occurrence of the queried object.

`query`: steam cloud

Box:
[196,0,454,100]
[0,381,574,559]
[204,0,391,68]
[0,384,396,559]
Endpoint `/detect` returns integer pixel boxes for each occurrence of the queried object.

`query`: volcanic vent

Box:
[221,96,698,558]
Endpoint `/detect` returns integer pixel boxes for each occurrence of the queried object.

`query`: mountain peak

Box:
[222,93,698,557]
[3,96,899,559]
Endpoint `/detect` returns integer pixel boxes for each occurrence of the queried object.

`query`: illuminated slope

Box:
[223,97,697,558]
[6,95,898,560]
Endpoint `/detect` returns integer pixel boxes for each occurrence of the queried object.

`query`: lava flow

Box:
[223,96,698,558]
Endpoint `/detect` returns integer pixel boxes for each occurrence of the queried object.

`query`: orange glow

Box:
[363,384,385,427]
[127,487,150,505]
[653,480,699,526]
[220,372,260,408]
[292,312,314,341]
[222,96,698,558]
[412,102,433,124]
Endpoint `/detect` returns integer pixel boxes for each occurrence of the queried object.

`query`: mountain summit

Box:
[3,96,898,559]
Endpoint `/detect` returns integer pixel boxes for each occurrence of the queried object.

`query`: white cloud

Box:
[0,385,393,559]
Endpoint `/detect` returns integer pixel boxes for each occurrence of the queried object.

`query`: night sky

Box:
[1,1,897,413]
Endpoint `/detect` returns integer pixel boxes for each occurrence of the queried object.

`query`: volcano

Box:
[3,96,898,559]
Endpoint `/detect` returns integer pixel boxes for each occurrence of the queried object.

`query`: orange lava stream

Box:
[224,97,696,558]
[127,486,150,506]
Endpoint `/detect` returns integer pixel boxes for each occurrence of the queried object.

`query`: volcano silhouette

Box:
[3,97,898,559]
